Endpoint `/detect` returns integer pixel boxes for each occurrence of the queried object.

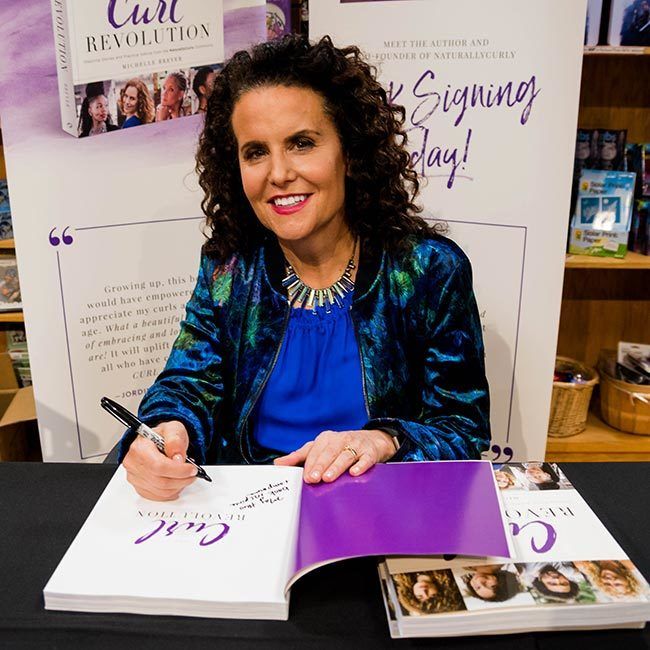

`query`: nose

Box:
[268,150,296,186]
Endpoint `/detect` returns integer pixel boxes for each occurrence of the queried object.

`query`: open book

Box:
[378,463,650,637]
[44,460,511,620]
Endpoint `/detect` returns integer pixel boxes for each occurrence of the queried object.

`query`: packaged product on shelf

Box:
[6,329,31,388]
[592,129,627,172]
[628,199,649,254]
[50,0,226,137]
[379,463,650,638]
[585,0,604,45]
[608,0,650,46]
[625,143,650,197]
[0,257,21,310]
[569,169,636,258]
[0,179,13,240]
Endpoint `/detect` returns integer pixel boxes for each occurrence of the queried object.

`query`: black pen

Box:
[100,396,211,482]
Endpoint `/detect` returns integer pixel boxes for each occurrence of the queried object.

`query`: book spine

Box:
[50,0,77,137]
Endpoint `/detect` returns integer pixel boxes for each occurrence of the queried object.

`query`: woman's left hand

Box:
[274,429,397,483]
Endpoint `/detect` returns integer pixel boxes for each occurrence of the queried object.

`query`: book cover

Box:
[0,180,13,241]
[380,463,650,638]
[266,1,292,40]
[592,129,627,172]
[569,169,636,258]
[50,0,225,136]
[0,257,21,311]
[43,461,511,620]
[608,0,650,46]
[585,0,603,45]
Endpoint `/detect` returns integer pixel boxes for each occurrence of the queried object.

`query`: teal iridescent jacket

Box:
[122,234,490,464]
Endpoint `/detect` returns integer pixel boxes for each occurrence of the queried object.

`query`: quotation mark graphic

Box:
[483,444,514,463]
[49,227,74,247]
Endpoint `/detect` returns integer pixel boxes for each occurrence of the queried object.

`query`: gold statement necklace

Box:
[282,239,358,312]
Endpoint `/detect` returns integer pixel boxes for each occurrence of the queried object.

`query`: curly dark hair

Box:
[393,571,466,616]
[532,565,580,601]
[196,34,438,262]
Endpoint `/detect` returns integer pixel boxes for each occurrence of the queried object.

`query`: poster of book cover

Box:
[608,0,650,46]
[310,0,586,461]
[266,1,292,40]
[51,0,225,136]
[0,0,267,461]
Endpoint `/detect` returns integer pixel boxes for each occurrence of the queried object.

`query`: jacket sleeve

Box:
[117,255,224,463]
[365,254,491,461]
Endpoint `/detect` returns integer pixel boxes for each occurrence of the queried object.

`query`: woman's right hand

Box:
[122,420,198,501]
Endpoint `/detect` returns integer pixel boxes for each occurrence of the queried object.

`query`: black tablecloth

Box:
[0,462,648,650]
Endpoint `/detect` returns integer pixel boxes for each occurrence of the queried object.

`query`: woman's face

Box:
[88,96,108,123]
[469,572,498,600]
[526,466,551,484]
[162,76,184,108]
[540,569,571,593]
[600,569,630,595]
[232,85,347,248]
[494,471,511,489]
[413,574,437,602]
[122,85,138,116]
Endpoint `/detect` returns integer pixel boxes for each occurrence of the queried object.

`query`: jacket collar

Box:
[262,235,383,300]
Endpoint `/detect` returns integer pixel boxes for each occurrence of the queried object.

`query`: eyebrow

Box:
[239,129,322,152]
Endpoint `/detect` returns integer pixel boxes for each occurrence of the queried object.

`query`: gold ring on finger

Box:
[343,445,358,459]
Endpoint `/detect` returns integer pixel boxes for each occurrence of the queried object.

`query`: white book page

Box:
[45,465,303,607]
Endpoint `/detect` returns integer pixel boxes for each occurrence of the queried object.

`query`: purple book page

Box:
[293,461,509,578]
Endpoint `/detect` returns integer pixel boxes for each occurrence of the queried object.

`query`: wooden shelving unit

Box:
[0,311,23,323]
[546,48,650,463]
[0,239,14,250]
[547,410,650,462]
[565,251,650,269]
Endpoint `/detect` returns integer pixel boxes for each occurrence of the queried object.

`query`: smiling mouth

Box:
[270,194,309,207]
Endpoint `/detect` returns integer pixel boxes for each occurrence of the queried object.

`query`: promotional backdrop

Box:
[311,0,587,461]
[0,0,266,461]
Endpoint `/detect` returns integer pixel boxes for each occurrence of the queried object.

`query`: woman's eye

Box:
[244,148,265,161]
[294,138,314,151]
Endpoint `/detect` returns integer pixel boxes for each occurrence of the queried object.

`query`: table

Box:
[0,462,648,649]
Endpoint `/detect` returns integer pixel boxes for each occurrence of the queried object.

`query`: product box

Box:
[50,0,225,136]
[0,352,37,461]
[569,169,636,258]
[608,0,650,46]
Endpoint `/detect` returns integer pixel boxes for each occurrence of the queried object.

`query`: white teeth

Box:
[273,195,306,207]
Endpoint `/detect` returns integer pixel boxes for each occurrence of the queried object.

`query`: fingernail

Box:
[324,471,333,479]
[172,454,183,462]
[311,471,320,480]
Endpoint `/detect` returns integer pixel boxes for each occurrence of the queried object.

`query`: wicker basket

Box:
[547,356,599,438]
[599,350,650,436]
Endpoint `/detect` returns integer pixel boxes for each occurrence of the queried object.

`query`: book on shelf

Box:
[0,257,21,311]
[43,460,511,620]
[50,0,226,137]
[6,329,31,387]
[266,1,292,40]
[585,0,604,46]
[608,0,650,46]
[378,462,650,638]
[0,179,13,241]
[569,169,636,258]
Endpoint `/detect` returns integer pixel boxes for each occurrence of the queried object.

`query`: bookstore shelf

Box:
[0,311,23,323]
[565,251,650,269]
[546,410,650,462]
[0,239,14,249]
[584,45,650,56]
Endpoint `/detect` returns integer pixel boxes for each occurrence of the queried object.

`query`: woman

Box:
[460,565,520,602]
[121,35,490,501]
[575,560,647,601]
[78,82,118,137]
[155,71,188,121]
[527,563,596,604]
[118,78,155,128]
[394,571,465,616]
